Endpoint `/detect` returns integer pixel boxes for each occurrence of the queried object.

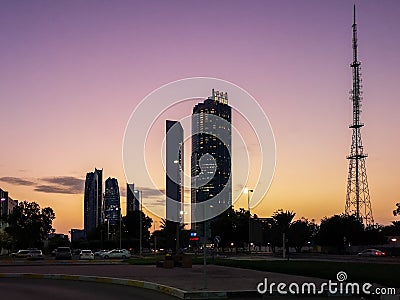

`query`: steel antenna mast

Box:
[345,5,374,226]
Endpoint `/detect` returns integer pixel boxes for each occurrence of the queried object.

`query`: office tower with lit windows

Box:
[84,168,103,236]
[191,89,232,236]
[104,177,120,225]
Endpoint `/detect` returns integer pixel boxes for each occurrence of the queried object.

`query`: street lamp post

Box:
[118,207,122,249]
[153,220,157,256]
[104,218,110,241]
[139,190,143,257]
[0,198,5,227]
[391,238,397,256]
[176,210,184,254]
[245,188,254,254]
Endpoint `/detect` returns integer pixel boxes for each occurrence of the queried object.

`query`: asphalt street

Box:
[0,278,177,300]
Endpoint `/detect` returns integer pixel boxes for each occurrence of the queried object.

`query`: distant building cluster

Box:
[78,168,141,239]
[76,89,232,240]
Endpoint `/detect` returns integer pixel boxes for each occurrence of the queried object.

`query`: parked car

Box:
[27,249,44,260]
[55,247,72,260]
[94,250,108,257]
[357,249,386,257]
[10,250,30,258]
[79,250,94,260]
[101,249,131,259]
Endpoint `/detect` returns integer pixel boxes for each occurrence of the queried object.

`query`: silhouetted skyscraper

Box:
[84,168,102,236]
[104,177,120,225]
[191,89,232,236]
[127,183,140,214]
[166,120,184,223]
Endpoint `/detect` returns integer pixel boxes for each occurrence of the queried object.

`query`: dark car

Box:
[357,249,386,257]
[55,247,72,260]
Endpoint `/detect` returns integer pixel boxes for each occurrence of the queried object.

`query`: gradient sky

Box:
[1,0,400,234]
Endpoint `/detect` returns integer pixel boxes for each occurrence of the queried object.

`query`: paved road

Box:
[0,264,326,291]
[0,278,177,300]
[3,253,400,265]
[0,278,366,300]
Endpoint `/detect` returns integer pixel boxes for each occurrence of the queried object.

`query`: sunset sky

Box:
[1,0,400,234]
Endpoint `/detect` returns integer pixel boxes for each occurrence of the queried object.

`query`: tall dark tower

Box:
[166,120,184,222]
[84,168,103,236]
[104,177,120,225]
[165,120,184,253]
[345,5,374,226]
[191,89,232,236]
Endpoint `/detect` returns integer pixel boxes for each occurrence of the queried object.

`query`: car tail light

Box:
[382,252,386,256]
[375,252,379,256]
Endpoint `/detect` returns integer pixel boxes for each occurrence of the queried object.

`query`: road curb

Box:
[0,273,249,299]
[0,273,187,299]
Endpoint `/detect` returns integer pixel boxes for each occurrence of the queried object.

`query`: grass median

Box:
[127,256,400,287]
[212,259,400,288]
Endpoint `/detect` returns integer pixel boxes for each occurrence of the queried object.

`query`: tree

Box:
[272,209,296,233]
[156,218,185,252]
[362,224,387,245]
[381,221,400,236]
[5,201,55,249]
[122,211,152,251]
[315,214,364,253]
[272,209,295,253]
[288,218,316,252]
[393,203,400,216]
[210,208,238,248]
[210,208,251,249]
[0,230,13,251]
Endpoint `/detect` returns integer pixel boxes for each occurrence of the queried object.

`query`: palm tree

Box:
[272,209,295,256]
[272,209,296,232]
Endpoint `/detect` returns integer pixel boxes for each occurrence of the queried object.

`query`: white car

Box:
[94,250,108,257]
[27,249,44,260]
[10,250,30,258]
[101,249,131,259]
[79,250,94,260]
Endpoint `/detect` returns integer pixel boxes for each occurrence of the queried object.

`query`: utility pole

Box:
[139,190,143,256]
[246,188,253,255]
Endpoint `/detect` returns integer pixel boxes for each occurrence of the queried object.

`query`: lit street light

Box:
[104,218,110,241]
[391,238,397,256]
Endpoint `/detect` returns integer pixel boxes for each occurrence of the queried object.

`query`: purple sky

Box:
[1,0,400,233]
